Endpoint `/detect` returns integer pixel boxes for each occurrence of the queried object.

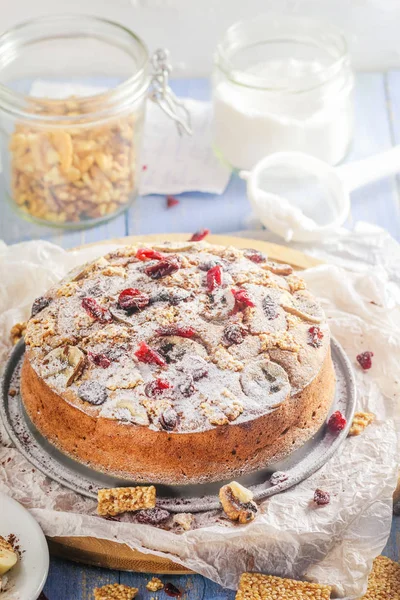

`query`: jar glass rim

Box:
[215,13,350,94]
[0,14,150,122]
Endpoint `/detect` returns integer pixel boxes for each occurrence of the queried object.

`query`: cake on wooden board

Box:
[21,241,335,484]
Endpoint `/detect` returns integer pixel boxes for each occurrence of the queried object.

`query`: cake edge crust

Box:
[20,348,336,485]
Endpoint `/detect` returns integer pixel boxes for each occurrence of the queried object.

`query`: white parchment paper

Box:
[0,224,399,598]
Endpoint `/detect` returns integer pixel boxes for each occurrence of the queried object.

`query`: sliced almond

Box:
[116,401,149,426]
[281,302,322,324]
[262,262,293,276]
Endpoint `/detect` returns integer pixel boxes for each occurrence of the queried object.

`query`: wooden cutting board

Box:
[48,233,320,573]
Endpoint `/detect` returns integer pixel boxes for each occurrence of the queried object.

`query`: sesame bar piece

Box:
[235,573,331,599]
[97,486,156,517]
[361,555,400,599]
[348,412,375,436]
[93,583,138,599]
[146,577,164,592]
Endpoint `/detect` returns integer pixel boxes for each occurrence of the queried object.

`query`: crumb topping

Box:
[25,241,329,433]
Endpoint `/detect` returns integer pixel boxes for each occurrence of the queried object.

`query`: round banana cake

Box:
[21,240,335,484]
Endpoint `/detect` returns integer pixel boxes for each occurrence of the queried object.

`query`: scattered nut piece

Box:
[348,412,375,436]
[10,322,26,345]
[93,583,138,599]
[262,262,293,276]
[41,345,85,386]
[360,555,400,599]
[235,572,331,599]
[172,512,194,531]
[219,481,258,524]
[146,577,164,592]
[97,486,156,517]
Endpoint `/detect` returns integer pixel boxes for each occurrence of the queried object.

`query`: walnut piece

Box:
[97,486,156,517]
[236,573,331,599]
[146,577,164,592]
[219,481,258,524]
[10,322,26,345]
[172,512,194,531]
[348,412,375,436]
[93,583,138,599]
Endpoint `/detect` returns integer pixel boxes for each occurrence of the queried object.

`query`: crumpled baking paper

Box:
[0,224,399,598]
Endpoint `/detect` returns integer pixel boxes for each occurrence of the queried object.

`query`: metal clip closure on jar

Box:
[150,49,192,136]
[0,15,191,229]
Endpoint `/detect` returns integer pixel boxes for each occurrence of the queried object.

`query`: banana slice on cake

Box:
[0,536,18,575]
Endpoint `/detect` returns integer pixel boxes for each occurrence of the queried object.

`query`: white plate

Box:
[0,492,49,600]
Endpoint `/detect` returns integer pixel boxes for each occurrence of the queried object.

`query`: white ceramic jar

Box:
[212,14,355,171]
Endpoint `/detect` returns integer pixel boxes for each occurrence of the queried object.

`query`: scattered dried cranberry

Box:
[136,507,170,525]
[190,229,210,242]
[270,471,289,486]
[142,164,148,171]
[164,582,182,597]
[308,326,323,348]
[88,351,111,369]
[136,247,164,261]
[82,297,112,324]
[232,288,255,311]
[244,248,266,263]
[223,323,246,345]
[118,288,150,311]
[145,256,180,279]
[263,295,279,320]
[31,296,51,317]
[78,381,108,405]
[135,342,166,367]
[356,351,374,370]
[159,408,178,431]
[313,489,330,506]
[166,195,180,208]
[206,265,222,292]
[157,325,197,338]
[145,378,171,397]
[327,410,347,433]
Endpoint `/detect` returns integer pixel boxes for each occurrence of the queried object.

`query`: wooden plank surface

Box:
[0,72,398,598]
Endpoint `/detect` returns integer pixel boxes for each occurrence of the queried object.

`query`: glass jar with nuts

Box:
[0,15,190,228]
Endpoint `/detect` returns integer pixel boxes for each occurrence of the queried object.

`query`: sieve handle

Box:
[336,145,400,191]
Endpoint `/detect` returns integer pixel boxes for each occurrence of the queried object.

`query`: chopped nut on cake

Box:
[146,577,164,592]
[93,583,138,599]
[97,486,156,517]
[235,572,331,599]
[348,412,375,436]
[360,555,400,599]
[219,482,258,524]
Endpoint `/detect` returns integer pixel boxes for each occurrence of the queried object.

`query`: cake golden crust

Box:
[21,241,335,484]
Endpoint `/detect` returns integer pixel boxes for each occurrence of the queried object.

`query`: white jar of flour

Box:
[212,14,355,171]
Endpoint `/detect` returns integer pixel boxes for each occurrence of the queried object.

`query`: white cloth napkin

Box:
[0,224,399,597]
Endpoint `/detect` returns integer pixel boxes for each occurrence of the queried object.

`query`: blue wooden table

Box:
[1,75,399,599]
